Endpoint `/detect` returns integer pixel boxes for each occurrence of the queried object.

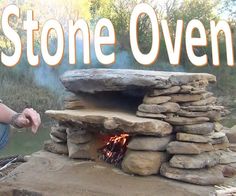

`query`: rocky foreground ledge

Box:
[1,151,235,196]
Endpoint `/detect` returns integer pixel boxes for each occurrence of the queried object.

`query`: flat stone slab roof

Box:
[61,69,216,93]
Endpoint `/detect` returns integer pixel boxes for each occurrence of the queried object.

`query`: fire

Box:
[98,133,130,166]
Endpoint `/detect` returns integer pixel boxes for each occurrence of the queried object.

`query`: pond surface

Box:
[0,127,50,157]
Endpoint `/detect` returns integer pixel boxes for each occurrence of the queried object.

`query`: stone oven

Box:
[45,69,236,186]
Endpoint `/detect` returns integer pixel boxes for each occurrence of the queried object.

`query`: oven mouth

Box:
[98,133,131,167]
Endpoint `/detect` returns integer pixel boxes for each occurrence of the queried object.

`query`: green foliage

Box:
[169,0,220,28]
[90,0,135,50]
[0,64,61,122]
[165,0,220,66]
[220,0,236,19]
[90,0,157,52]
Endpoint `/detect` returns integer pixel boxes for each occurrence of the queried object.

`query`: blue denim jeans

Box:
[0,123,10,150]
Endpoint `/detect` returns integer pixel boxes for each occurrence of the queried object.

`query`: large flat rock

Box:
[45,109,172,136]
[169,150,236,169]
[0,151,222,196]
[60,69,216,93]
[160,163,225,185]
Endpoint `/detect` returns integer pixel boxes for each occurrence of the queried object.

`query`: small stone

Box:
[219,164,236,178]
[64,100,85,110]
[165,116,209,126]
[50,134,65,143]
[209,132,226,139]
[167,141,213,155]
[138,104,167,114]
[43,140,68,155]
[181,105,224,112]
[169,151,220,169]
[160,163,225,185]
[229,144,236,152]
[149,86,181,96]
[67,141,92,159]
[66,128,92,144]
[174,123,214,135]
[180,85,195,93]
[127,135,174,151]
[224,125,236,143]
[180,85,205,93]
[189,80,209,88]
[211,136,228,145]
[66,127,87,135]
[219,150,236,164]
[160,102,180,113]
[181,97,217,106]
[176,110,221,121]
[181,88,209,95]
[176,132,226,144]
[214,122,224,132]
[63,93,79,101]
[170,94,203,103]
[143,96,171,104]
[221,109,231,117]
[50,128,67,141]
[213,138,230,150]
[209,132,227,145]
[201,92,214,99]
[176,133,210,143]
[136,111,166,119]
[121,150,168,176]
[165,113,175,118]
[228,163,236,170]
[51,125,67,133]
[190,90,208,94]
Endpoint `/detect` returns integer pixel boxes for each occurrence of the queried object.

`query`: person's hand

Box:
[12,108,41,134]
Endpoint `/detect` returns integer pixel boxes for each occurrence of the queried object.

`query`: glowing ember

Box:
[98,133,130,166]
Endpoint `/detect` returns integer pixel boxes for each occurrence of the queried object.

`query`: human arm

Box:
[0,103,41,134]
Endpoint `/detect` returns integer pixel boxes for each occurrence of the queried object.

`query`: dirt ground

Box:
[0,151,233,196]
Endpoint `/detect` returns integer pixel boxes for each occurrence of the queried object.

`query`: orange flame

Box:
[106,133,129,146]
[99,133,130,166]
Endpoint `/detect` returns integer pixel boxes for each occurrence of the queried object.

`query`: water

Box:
[0,128,50,157]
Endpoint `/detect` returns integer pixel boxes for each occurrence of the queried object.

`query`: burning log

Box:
[98,134,130,167]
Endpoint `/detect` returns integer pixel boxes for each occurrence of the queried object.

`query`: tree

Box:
[169,0,220,29]
[166,0,220,66]
[220,0,236,19]
[90,0,135,50]
[90,0,162,52]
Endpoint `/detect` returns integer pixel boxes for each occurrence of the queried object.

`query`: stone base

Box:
[1,151,230,196]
